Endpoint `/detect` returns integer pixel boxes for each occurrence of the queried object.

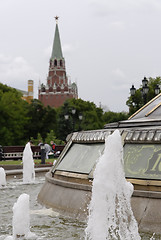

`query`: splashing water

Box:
[150,233,156,240]
[9,193,36,240]
[23,142,35,184]
[85,129,141,240]
[0,167,6,187]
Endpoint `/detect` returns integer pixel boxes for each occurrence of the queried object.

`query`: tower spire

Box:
[38,17,78,108]
[51,16,63,60]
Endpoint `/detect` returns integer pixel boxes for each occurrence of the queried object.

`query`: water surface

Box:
[0,176,160,239]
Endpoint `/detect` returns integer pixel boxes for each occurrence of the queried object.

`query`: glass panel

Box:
[147,131,155,141]
[124,143,161,180]
[154,131,161,141]
[139,131,147,141]
[132,131,140,141]
[56,143,105,174]
[125,131,133,141]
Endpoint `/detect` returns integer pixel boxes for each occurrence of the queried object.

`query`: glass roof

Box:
[131,94,161,120]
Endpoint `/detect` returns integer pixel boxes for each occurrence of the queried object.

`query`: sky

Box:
[0,0,161,112]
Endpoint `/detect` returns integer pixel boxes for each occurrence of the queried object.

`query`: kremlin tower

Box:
[38,17,78,108]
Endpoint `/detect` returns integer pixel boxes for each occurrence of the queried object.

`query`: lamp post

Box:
[64,113,69,120]
[130,85,136,96]
[64,108,83,132]
[71,108,76,115]
[141,77,149,104]
[130,77,160,105]
[79,113,83,121]
[155,84,160,95]
[71,108,76,131]
[142,76,148,88]
[78,113,83,130]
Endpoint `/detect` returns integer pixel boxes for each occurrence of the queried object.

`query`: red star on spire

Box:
[55,16,59,23]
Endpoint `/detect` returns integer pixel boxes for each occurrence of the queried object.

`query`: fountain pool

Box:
[0,177,160,239]
[0,176,85,240]
[0,177,161,240]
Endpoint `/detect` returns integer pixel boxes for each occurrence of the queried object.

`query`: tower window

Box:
[41,84,46,92]
[54,59,57,66]
[60,60,63,67]
[49,87,53,92]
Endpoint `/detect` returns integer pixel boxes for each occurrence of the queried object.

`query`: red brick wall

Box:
[39,93,75,108]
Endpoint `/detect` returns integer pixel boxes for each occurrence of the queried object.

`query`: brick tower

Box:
[38,17,78,108]
[22,79,34,103]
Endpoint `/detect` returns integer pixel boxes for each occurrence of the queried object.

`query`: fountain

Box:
[0,167,6,187]
[23,142,35,184]
[37,126,161,236]
[85,130,141,240]
[4,193,36,240]
[13,193,30,238]
[0,157,158,239]
[0,177,86,239]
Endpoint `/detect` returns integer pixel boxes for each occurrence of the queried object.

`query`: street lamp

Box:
[142,85,149,104]
[155,84,160,95]
[130,77,150,104]
[78,113,83,131]
[142,77,149,101]
[129,77,161,115]
[130,77,161,105]
[71,108,76,115]
[71,108,76,131]
[78,113,83,121]
[130,85,136,96]
[142,77,148,88]
[64,113,69,120]
[64,109,83,132]
[142,84,149,95]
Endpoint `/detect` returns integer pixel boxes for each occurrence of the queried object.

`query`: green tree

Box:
[126,77,161,116]
[0,86,29,145]
[26,99,57,141]
[0,83,57,146]
[103,111,128,124]
[45,130,64,145]
[56,98,104,141]
[56,101,74,141]
[30,133,43,145]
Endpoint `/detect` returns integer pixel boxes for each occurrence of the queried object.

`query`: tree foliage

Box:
[45,130,64,145]
[26,99,57,141]
[0,84,29,145]
[0,83,129,145]
[103,111,128,124]
[56,98,105,140]
[0,84,57,145]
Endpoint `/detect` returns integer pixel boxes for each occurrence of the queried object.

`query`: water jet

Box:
[0,167,6,187]
[85,130,140,239]
[23,142,35,184]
